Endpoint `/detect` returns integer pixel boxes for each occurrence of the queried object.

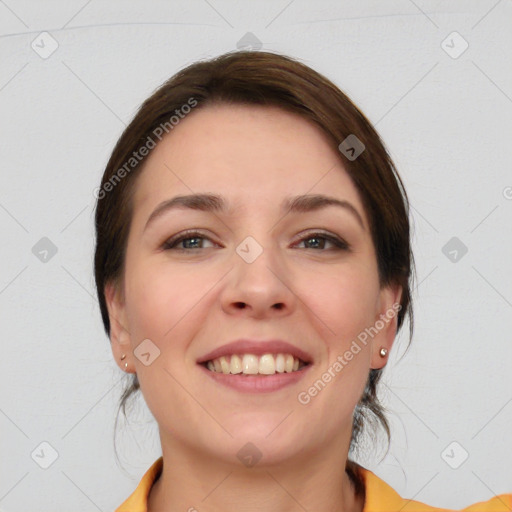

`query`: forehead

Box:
[132,104,367,222]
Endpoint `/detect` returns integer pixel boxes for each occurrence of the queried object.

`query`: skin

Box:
[105,104,402,512]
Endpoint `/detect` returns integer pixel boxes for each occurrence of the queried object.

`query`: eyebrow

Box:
[144,193,365,231]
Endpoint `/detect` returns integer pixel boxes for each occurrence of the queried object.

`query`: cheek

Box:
[123,263,204,418]
[296,264,378,401]
[125,260,207,340]
[299,264,380,342]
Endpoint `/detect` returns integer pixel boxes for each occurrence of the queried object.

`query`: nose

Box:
[220,239,296,320]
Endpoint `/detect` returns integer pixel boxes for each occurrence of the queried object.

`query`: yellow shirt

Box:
[115,457,512,511]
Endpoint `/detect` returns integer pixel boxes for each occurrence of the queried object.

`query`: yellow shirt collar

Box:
[115,456,512,512]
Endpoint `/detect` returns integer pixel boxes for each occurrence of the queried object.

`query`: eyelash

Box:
[162,230,350,252]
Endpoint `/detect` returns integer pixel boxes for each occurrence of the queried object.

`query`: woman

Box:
[94,50,511,511]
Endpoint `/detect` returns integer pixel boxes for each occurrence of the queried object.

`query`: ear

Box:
[370,283,403,370]
[105,280,134,373]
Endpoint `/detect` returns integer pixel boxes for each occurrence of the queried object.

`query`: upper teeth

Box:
[206,353,305,375]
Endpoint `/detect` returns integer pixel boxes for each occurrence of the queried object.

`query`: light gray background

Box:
[1,1,511,510]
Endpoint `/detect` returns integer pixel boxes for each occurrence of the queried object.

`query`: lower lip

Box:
[197,363,312,393]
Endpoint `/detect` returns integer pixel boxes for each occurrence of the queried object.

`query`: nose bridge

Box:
[221,231,294,316]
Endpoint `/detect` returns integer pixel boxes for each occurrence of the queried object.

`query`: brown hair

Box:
[94,50,414,491]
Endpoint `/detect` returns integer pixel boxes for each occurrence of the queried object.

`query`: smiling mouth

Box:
[200,353,310,376]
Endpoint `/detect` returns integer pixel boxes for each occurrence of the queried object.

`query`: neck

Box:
[147,434,365,512]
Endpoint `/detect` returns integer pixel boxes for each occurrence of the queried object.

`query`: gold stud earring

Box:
[120,354,128,370]
[379,347,388,357]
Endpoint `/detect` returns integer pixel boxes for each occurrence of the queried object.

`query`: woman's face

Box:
[106,104,401,466]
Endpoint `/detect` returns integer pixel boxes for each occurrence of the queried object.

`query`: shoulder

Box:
[358,466,512,511]
[115,457,163,512]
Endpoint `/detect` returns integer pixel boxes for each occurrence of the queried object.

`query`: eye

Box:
[162,230,217,251]
[162,230,350,252]
[294,232,350,251]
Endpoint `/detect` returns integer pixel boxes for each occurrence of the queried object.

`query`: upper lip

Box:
[197,339,314,364]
